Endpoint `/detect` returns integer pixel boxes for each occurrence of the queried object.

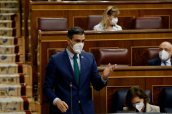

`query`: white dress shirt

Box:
[93,23,122,31]
[161,58,171,66]
[53,47,107,105]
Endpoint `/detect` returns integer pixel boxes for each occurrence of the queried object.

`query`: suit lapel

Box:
[63,50,78,86]
[79,52,87,89]
[156,57,161,65]
[146,103,153,112]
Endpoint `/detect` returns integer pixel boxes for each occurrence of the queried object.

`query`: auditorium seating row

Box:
[113,87,172,113]
[46,48,159,66]
[38,16,162,31]
[29,0,172,66]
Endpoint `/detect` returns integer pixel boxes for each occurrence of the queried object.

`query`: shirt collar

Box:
[166,58,171,63]
[66,47,79,59]
[161,58,171,64]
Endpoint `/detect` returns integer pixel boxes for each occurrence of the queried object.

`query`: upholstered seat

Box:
[85,15,103,30]
[160,87,172,112]
[134,17,162,29]
[38,18,68,31]
[96,49,130,66]
[146,48,159,61]
[113,89,152,113]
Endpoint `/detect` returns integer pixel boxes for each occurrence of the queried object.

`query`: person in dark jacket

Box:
[147,41,172,66]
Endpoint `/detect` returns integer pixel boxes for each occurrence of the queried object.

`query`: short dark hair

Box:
[123,86,150,110]
[67,26,84,40]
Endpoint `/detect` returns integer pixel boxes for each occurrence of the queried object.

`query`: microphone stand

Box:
[70,82,73,114]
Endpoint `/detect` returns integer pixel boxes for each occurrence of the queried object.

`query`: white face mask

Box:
[109,17,118,25]
[70,40,84,54]
[159,50,171,61]
[133,102,144,112]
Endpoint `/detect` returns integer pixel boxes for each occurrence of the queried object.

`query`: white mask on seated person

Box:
[70,40,84,54]
[133,102,144,112]
[159,50,171,61]
[109,18,118,25]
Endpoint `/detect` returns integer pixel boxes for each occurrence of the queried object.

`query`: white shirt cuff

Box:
[53,98,60,105]
[101,75,107,84]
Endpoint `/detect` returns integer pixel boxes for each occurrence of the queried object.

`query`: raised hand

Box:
[103,63,116,80]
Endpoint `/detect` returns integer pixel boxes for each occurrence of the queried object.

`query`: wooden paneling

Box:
[140,9,172,29]
[38,30,172,113]
[131,46,159,66]
[73,16,87,30]
[39,30,172,66]
[144,15,170,29]
[74,16,135,30]
[47,48,65,62]
[106,86,133,113]
[30,1,172,66]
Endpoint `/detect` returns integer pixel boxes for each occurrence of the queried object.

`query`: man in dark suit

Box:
[147,41,172,66]
[43,26,116,114]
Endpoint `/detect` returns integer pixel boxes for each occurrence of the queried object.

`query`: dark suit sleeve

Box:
[43,56,58,104]
[90,54,107,91]
[147,60,151,66]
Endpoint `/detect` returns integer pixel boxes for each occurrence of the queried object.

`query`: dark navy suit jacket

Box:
[147,57,172,66]
[43,50,107,114]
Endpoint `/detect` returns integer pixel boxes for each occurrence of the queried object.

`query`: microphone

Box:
[70,82,73,114]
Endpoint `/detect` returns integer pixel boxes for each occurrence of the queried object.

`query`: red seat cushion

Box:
[96,49,130,66]
[146,48,159,61]
[38,18,68,31]
[134,17,162,29]
[86,15,103,30]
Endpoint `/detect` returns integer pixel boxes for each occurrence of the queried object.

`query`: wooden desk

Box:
[38,29,172,114]
[38,29,172,66]
[97,66,172,113]
[30,0,172,65]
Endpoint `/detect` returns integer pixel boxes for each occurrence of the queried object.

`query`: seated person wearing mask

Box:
[147,41,172,66]
[123,87,160,113]
[93,6,122,31]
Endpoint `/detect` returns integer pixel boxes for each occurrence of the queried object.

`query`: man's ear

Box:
[107,15,110,19]
[170,51,172,57]
[67,37,70,45]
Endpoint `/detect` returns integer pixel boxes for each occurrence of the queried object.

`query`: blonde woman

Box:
[93,6,122,31]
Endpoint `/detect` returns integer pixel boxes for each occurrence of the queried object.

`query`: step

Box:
[0,63,18,74]
[0,0,18,1]
[0,112,39,114]
[0,20,16,28]
[0,97,37,112]
[0,28,20,37]
[0,8,18,13]
[0,37,24,46]
[0,1,18,9]
[0,74,32,86]
[0,85,32,97]
[0,13,16,20]
[0,45,24,54]
[0,54,25,63]
[0,63,31,75]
